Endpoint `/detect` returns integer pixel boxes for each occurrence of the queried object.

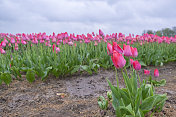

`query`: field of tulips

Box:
[0,29,176,117]
[0,29,176,85]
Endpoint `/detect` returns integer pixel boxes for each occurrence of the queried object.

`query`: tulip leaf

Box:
[152,79,166,87]
[139,61,147,66]
[71,65,80,74]
[140,94,167,114]
[119,104,135,116]
[1,73,12,85]
[98,96,108,110]
[0,77,2,85]
[41,67,52,81]
[26,69,35,83]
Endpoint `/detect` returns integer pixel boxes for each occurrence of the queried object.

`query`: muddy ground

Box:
[0,62,176,117]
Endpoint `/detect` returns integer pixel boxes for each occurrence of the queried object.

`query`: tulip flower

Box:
[130,59,134,65]
[68,41,73,46]
[52,37,56,43]
[99,29,105,37]
[56,47,60,53]
[1,41,6,47]
[154,69,159,77]
[107,43,113,56]
[144,69,150,75]
[4,39,8,43]
[131,47,138,57]
[11,37,15,44]
[0,48,6,54]
[40,39,45,43]
[8,43,11,47]
[113,42,123,54]
[15,46,18,51]
[111,50,126,69]
[123,44,132,57]
[127,40,130,45]
[74,43,77,47]
[94,41,98,46]
[133,60,141,71]
[52,44,55,52]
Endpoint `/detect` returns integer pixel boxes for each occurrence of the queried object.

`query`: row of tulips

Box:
[98,43,167,117]
[0,29,175,85]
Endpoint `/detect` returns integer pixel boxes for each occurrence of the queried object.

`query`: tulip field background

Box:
[0,30,176,116]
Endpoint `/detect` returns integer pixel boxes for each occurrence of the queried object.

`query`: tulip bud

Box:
[144,69,150,75]
[123,44,132,57]
[133,60,141,71]
[154,69,159,77]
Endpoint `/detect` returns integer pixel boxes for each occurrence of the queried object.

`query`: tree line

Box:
[143,27,176,37]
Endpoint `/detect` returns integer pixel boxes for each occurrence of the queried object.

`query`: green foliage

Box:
[98,96,108,110]
[0,72,12,85]
[0,39,175,85]
[107,91,112,101]
[105,68,167,117]
[26,69,36,83]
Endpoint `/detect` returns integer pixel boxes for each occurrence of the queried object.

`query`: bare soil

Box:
[0,62,176,117]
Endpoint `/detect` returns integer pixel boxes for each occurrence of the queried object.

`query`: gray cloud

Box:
[0,0,176,35]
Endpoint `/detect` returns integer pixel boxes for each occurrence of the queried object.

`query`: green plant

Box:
[101,43,167,117]
[107,68,167,117]
[98,96,108,110]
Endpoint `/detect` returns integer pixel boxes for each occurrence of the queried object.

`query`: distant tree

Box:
[161,28,175,37]
[155,30,162,37]
[146,30,154,34]
[143,26,176,37]
[172,27,176,35]
[142,30,146,35]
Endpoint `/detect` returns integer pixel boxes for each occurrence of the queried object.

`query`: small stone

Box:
[166,105,170,108]
[56,93,66,98]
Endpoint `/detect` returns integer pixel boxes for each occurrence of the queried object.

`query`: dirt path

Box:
[0,62,176,117]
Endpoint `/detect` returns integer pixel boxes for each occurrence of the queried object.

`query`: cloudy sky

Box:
[0,0,176,35]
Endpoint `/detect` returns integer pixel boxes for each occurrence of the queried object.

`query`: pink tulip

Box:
[111,50,126,69]
[0,48,6,54]
[40,39,45,43]
[15,46,18,51]
[92,32,95,36]
[127,40,130,45]
[130,40,134,45]
[8,43,11,47]
[144,69,150,75]
[99,29,105,37]
[94,41,98,46]
[113,42,123,54]
[131,47,138,57]
[15,43,18,47]
[21,40,27,45]
[107,43,113,56]
[4,39,8,43]
[52,37,56,43]
[68,41,73,46]
[140,42,143,46]
[56,47,60,53]
[154,69,159,77]
[52,44,55,52]
[74,43,77,47]
[123,44,132,57]
[11,37,15,44]
[133,60,141,71]
[1,41,6,47]
[104,39,107,43]
[130,59,134,65]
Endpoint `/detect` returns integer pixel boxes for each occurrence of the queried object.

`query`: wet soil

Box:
[0,62,176,117]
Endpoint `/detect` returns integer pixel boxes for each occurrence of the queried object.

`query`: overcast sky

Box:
[0,0,176,35]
